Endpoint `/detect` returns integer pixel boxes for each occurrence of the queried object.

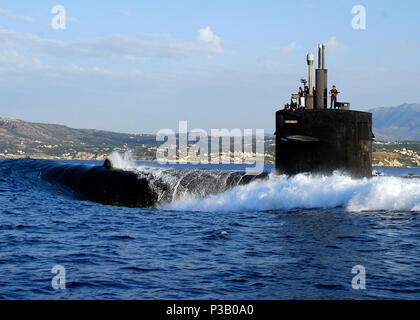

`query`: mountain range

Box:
[369,103,420,141]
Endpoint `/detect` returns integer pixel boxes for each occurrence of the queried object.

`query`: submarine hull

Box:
[39,162,268,208]
[40,164,159,207]
[275,109,373,178]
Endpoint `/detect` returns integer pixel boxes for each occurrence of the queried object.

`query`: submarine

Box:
[275,43,373,178]
[40,160,267,207]
[39,43,374,207]
[102,43,372,179]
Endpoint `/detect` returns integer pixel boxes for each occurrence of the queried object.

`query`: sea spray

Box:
[106,150,136,170]
[106,151,266,203]
[104,152,420,211]
[164,172,420,212]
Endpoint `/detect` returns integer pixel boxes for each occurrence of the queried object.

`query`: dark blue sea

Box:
[0,157,420,300]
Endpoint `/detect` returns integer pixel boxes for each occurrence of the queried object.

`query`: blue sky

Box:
[0,0,419,134]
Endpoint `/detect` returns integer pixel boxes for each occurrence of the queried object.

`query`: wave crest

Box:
[164,172,420,212]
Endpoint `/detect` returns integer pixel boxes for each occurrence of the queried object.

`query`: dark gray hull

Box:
[275,109,373,178]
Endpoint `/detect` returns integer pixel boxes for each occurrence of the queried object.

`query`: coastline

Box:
[0,152,418,168]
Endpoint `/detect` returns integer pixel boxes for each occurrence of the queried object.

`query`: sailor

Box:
[329,85,338,109]
[298,87,304,108]
[298,87,303,97]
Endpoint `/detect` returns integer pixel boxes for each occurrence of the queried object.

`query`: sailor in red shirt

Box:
[329,85,338,109]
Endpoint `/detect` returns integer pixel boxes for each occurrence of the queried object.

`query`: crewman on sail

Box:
[329,85,338,109]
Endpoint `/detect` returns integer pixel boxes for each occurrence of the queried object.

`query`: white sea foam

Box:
[107,152,420,212]
[165,172,420,212]
[107,151,136,170]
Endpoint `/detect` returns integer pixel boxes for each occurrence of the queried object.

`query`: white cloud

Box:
[0,49,120,78]
[277,41,297,54]
[197,26,225,55]
[0,8,34,22]
[325,36,347,52]
[0,26,227,62]
[0,50,41,72]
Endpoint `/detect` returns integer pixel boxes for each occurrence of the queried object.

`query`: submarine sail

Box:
[275,43,373,178]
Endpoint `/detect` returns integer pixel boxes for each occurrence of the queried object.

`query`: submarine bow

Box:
[39,161,267,208]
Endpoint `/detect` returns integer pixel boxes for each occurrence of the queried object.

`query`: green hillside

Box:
[0,118,158,160]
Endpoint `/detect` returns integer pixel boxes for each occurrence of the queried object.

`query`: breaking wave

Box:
[164,172,420,212]
[106,150,137,170]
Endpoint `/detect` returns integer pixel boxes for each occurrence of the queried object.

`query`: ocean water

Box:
[0,157,420,300]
